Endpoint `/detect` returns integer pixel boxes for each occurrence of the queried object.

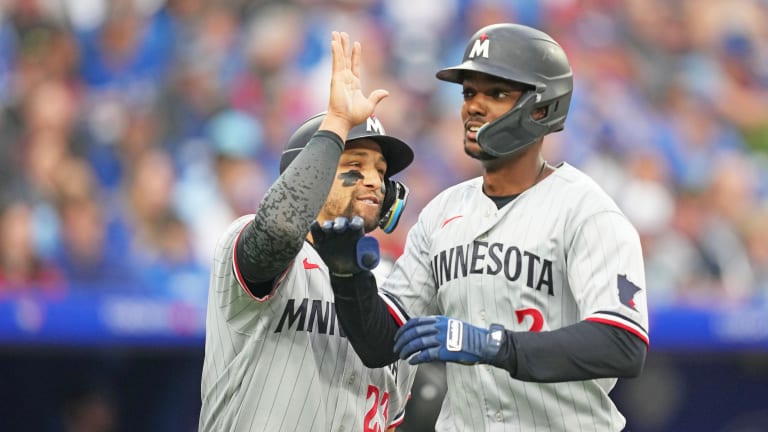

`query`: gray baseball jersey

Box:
[199,215,416,432]
[381,163,649,431]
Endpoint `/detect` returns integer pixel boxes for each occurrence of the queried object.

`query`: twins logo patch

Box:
[446,319,463,351]
[618,274,641,311]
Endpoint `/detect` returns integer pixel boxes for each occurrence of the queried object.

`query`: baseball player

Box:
[198,32,417,431]
[311,24,649,431]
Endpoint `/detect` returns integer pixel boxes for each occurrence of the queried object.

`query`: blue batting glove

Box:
[394,316,503,365]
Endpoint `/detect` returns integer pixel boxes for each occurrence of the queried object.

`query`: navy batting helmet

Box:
[437,23,573,157]
[280,112,413,234]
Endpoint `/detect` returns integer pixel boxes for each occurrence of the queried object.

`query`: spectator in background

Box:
[689,154,758,302]
[0,0,766,307]
[51,157,137,292]
[739,205,768,296]
[0,197,64,293]
[176,108,269,266]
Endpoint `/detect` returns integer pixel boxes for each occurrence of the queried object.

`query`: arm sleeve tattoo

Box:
[235,131,344,291]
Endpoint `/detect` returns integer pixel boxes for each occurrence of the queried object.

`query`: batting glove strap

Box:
[481,323,506,364]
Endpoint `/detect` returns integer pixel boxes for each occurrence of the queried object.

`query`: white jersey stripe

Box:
[380,292,408,325]
[586,313,649,346]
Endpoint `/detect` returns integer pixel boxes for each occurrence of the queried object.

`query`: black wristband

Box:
[482,323,505,362]
[488,329,518,375]
[329,271,377,300]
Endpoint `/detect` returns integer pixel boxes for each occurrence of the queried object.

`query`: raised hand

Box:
[310,216,381,277]
[320,31,389,138]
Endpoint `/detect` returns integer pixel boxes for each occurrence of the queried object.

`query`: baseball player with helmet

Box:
[311,23,649,431]
[198,31,417,431]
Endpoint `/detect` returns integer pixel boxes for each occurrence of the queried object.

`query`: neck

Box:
[482,148,549,197]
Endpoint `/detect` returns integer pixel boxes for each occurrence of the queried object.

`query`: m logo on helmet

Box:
[366,116,385,134]
[468,37,490,59]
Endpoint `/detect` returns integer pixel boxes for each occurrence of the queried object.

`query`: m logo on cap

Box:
[468,34,490,59]
[366,116,385,134]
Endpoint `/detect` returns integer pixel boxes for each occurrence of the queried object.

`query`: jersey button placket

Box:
[495,411,503,422]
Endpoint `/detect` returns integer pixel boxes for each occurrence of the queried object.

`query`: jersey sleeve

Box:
[380,198,443,318]
[209,215,271,333]
[567,210,650,345]
[386,360,419,429]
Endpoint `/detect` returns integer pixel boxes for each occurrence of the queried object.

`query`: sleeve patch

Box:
[617,274,642,311]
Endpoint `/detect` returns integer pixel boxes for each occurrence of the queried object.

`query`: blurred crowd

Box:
[1,0,767,307]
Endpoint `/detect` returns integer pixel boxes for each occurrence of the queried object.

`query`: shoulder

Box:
[544,163,641,236]
[415,177,482,225]
[215,215,256,253]
[426,177,483,209]
[549,163,623,213]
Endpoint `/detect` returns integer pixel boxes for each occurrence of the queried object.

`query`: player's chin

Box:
[464,140,485,159]
[352,205,381,232]
[464,140,492,161]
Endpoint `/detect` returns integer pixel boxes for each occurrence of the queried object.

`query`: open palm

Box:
[326,31,388,129]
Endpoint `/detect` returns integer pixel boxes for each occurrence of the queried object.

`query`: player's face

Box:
[460,71,525,159]
[319,139,386,232]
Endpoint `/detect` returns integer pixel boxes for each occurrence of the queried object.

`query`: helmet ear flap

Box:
[476,91,547,157]
[378,179,409,234]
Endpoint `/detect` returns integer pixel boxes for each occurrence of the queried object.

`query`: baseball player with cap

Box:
[198,31,417,431]
[311,23,649,431]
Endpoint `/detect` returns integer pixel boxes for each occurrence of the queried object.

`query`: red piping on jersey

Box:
[380,293,408,326]
[388,407,407,428]
[387,304,406,326]
[441,215,463,228]
[586,317,650,346]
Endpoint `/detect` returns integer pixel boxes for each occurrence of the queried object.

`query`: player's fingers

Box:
[329,31,344,75]
[309,220,324,240]
[395,316,438,339]
[368,89,389,108]
[339,32,351,70]
[397,336,434,360]
[394,324,439,355]
[333,216,350,233]
[350,215,364,232]
[321,220,334,233]
[351,41,361,77]
[408,346,441,365]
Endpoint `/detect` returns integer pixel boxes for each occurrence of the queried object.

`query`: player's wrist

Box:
[318,114,355,143]
[481,324,518,374]
[481,323,506,364]
[330,271,377,300]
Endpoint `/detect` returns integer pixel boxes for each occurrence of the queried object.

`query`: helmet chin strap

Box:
[476,91,548,158]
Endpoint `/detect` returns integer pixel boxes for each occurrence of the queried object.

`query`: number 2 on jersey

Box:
[364,384,389,432]
[515,307,544,332]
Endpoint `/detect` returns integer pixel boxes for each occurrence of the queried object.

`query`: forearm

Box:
[237,131,344,283]
[332,272,402,367]
[492,321,647,382]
